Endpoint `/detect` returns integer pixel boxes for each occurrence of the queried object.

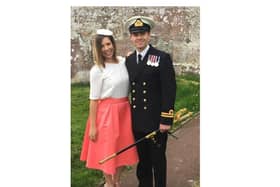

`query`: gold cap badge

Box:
[134,19,144,27]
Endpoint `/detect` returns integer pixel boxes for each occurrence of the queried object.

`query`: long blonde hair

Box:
[92,35,117,68]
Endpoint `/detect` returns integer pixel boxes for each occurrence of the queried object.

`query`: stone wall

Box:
[71,7,200,83]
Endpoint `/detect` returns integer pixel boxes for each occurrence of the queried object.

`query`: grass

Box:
[175,74,200,113]
[71,83,104,187]
[193,177,200,187]
[71,74,200,187]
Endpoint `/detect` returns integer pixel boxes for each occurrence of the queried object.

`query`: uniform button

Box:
[143,90,146,94]
[143,98,147,102]
[132,89,136,93]
[132,97,136,101]
[142,82,146,86]
[144,106,147,110]
[133,105,136,109]
[132,82,135,86]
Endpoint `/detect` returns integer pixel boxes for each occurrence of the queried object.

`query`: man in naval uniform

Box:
[125,16,176,187]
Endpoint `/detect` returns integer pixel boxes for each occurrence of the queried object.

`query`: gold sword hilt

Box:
[145,130,158,139]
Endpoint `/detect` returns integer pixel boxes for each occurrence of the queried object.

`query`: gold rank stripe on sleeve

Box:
[160,114,174,118]
[160,109,174,118]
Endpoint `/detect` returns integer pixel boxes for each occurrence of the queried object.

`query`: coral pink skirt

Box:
[80,97,138,174]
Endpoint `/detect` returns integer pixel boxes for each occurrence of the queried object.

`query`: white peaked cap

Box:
[96,29,113,36]
[125,16,155,30]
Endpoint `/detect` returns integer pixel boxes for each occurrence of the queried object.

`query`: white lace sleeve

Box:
[89,66,103,100]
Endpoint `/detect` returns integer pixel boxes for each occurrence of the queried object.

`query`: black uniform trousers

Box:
[134,131,168,187]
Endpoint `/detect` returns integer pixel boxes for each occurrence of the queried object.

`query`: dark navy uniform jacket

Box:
[125,45,176,133]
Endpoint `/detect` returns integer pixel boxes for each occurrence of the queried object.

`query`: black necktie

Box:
[138,54,142,64]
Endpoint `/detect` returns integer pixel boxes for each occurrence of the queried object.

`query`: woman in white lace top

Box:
[80,29,138,187]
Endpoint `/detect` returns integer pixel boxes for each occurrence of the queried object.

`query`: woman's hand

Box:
[126,51,133,57]
[89,126,97,141]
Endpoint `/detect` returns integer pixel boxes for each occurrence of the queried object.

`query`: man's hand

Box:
[159,124,171,133]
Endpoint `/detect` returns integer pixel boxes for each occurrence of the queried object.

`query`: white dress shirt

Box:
[136,44,150,63]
